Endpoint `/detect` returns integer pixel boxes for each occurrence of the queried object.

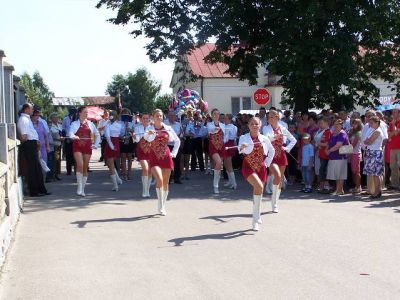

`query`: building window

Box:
[231,96,251,114]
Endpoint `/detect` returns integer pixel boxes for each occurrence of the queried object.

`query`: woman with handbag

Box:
[363,116,384,199]
[238,117,275,231]
[326,119,350,196]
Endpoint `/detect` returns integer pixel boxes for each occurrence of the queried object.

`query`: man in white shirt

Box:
[17,103,50,197]
[165,110,183,183]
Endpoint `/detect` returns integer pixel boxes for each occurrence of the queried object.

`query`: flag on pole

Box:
[117,91,122,113]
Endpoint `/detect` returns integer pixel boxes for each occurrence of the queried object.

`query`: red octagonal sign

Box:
[253,88,271,105]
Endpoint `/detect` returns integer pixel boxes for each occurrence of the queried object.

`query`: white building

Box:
[170,43,397,114]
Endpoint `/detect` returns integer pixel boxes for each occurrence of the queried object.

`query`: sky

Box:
[0,0,175,96]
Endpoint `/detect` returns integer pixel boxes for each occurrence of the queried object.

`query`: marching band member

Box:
[104,110,123,191]
[262,109,297,212]
[134,112,154,198]
[69,106,100,196]
[165,110,184,183]
[119,108,135,181]
[207,108,226,194]
[224,114,238,189]
[239,117,275,231]
[144,109,180,216]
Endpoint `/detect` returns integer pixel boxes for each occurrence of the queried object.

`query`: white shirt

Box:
[97,119,109,136]
[104,121,122,150]
[165,120,183,146]
[279,120,288,129]
[207,121,226,142]
[224,124,238,142]
[361,123,388,149]
[134,124,154,143]
[365,127,384,151]
[262,124,297,152]
[119,121,135,137]
[17,113,39,141]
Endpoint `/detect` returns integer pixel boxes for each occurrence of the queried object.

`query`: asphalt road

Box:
[1,151,399,299]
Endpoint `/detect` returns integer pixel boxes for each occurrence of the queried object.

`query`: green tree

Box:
[106,68,161,113]
[154,94,173,112]
[97,0,400,111]
[20,71,55,117]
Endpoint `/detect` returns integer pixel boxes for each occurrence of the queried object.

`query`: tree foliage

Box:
[20,71,55,117]
[106,68,161,113]
[154,93,173,112]
[97,0,400,111]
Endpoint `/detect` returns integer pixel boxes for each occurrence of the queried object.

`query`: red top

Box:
[318,129,332,160]
[388,120,400,150]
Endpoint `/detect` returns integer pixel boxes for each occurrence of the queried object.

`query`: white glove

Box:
[171,154,176,158]
[91,145,98,150]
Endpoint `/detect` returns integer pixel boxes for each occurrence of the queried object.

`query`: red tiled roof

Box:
[83,96,115,105]
[187,43,235,78]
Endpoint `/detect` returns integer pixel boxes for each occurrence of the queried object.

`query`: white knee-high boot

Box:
[115,172,123,185]
[76,172,83,196]
[213,170,221,194]
[252,194,262,231]
[162,189,168,216]
[156,188,165,215]
[271,184,280,213]
[111,174,118,191]
[146,176,152,197]
[141,176,148,197]
[82,176,87,197]
[228,172,237,189]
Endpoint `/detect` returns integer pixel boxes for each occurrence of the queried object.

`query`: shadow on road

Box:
[199,212,274,224]
[168,229,254,247]
[70,214,159,228]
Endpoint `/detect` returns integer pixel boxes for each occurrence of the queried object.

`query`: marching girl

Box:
[119,108,135,180]
[69,106,101,196]
[262,109,297,212]
[144,109,180,215]
[134,112,154,198]
[239,117,275,231]
[207,108,226,194]
[224,114,238,189]
[104,110,123,191]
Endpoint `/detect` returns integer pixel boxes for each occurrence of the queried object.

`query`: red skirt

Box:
[149,148,174,169]
[73,139,92,155]
[209,140,226,158]
[272,149,288,167]
[225,140,237,158]
[136,139,151,161]
[242,162,267,183]
[104,137,120,160]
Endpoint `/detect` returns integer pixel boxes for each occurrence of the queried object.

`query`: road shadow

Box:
[199,212,274,224]
[168,229,254,247]
[365,199,400,209]
[71,214,159,228]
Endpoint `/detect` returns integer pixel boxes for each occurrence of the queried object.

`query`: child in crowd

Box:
[300,133,314,192]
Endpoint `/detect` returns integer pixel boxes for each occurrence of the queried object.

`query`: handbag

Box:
[339,144,353,155]
[339,134,353,155]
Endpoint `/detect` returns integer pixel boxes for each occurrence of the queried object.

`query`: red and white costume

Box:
[135,123,155,198]
[144,124,180,215]
[104,121,123,191]
[207,121,226,158]
[239,133,275,231]
[69,120,100,197]
[262,123,297,213]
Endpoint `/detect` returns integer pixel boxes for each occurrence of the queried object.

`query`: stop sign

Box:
[253,88,271,105]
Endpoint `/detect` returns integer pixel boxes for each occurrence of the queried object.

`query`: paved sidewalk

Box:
[1,151,400,299]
